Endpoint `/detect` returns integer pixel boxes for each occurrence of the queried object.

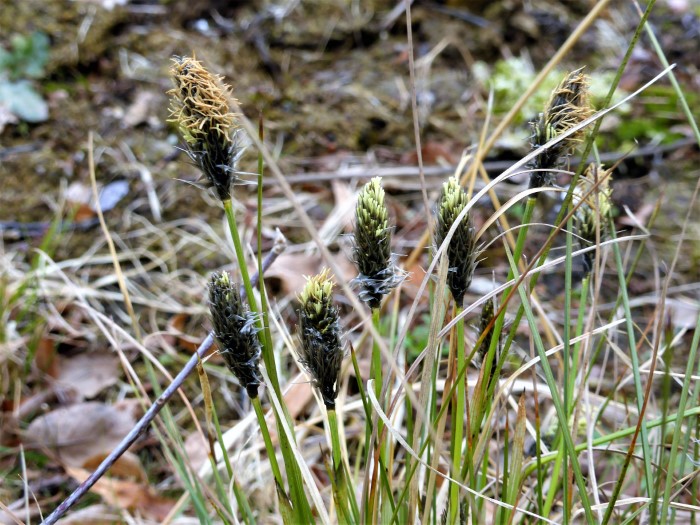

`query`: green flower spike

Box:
[208,271,262,398]
[298,269,344,409]
[168,55,245,202]
[435,176,479,307]
[353,177,404,310]
[529,68,593,190]
[573,163,613,273]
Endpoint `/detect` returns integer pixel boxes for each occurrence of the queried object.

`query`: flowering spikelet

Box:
[168,55,245,202]
[573,163,613,273]
[353,177,403,309]
[529,68,593,190]
[208,271,262,398]
[298,269,344,409]
[435,177,479,306]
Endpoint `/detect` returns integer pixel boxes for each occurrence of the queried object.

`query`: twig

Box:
[41,232,287,525]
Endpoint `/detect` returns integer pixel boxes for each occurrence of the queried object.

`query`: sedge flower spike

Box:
[352,177,404,309]
[298,269,344,409]
[573,163,613,273]
[435,176,479,306]
[529,68,593,190]
[208,272,262,398]
[168,55,245,202]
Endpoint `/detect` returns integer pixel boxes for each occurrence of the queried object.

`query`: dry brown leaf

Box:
[56,352,120,399]
[66,468,175,521]
[56,504,120,524]
[263,253,323,296]
[184,429,209,472]
[24,402,135,468]
[284,381,314,419]
[34,336,59,377]
[82,451,147,482]
[167,313,200,352]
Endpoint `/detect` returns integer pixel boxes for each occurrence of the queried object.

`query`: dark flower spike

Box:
[435,176,479,307]
[298,269,344,409]
[352,177,404,310]
[529,68,593,190]
[168,55,245,202]
[208,271,262,398]
[573,163,613,273]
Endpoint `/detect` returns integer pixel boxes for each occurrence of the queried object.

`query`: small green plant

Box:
[0,31,50,125]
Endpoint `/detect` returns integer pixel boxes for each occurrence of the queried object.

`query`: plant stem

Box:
[251,397,285,491]
[449,306,466,525]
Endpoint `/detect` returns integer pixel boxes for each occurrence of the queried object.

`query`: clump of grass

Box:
[38,17,700,524]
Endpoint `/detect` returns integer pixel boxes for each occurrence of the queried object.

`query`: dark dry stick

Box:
[41,238,285,525]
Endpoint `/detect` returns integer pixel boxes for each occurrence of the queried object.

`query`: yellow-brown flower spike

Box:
[573,163,613,273]
[435,177,479,307]
[353,177,404,309]
[168,56,244,202]
[209,271,262,398]
[529,68,593,190]
[298,269,344,409]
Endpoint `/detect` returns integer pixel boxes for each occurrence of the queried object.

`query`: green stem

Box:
[328,409,360,523]
[371,308,382,400]
[251,397,284,490]
[450,307,466,525]
[222,200,258,322]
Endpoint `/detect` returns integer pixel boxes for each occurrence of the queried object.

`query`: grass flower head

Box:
[208,271,262,398]
[168,55,245,202]
[353,177,404,309]
[435,176,479,306]
[298,269,344,409]
[529,68,593,190]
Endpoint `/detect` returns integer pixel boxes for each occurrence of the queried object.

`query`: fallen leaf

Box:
[167,313,200,352]
[56,352,120,399]
[184,430,209,472]
[34,336,59,377]
[82,451,147,482]
[284,381,313,419]
[66,468,175,521]
[56,504,120,524]
[263,254,323,296]
[24,402,135,468]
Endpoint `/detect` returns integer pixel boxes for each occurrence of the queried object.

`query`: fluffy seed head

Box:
[573,163,613,273]
[435,177,479,306]
[529,68,593,190]
[168,56,244,202]
[208,271,262,398]
[353,177,403,309]
[298,269,344,409]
